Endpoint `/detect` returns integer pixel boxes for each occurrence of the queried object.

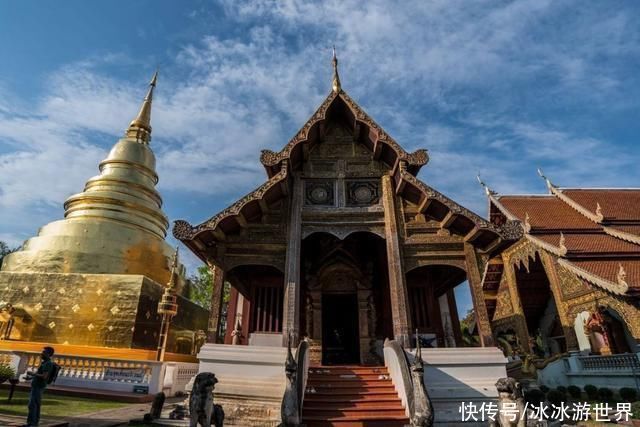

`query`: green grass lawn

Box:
[0,390,129,417]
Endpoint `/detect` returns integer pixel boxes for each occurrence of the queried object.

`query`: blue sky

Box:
[1,1,639,315]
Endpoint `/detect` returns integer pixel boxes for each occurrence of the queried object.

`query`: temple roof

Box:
[258,90,429,178]
[174,58,522,262]
[487,182,640,297]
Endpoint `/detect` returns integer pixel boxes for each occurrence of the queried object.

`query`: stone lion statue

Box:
[489,377,526,427]
[189,372,223,427]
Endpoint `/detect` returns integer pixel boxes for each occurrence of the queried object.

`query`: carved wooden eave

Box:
[481,257,503,320]
[396,163,523,253]
[172,161,289,263]
[556,258,630,296]
[524,233,568,257]
[259,89,429,178]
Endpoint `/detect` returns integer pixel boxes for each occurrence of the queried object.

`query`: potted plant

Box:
[0,363,16,384]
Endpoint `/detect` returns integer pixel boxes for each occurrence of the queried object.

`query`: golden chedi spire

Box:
[332,45,341,93]
[126,71,157,144]
[2,72,179,289]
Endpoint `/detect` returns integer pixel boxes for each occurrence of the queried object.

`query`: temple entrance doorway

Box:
[322,293,359,365]
[301,231,391,365]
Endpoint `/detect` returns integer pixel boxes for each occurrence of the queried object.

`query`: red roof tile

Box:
[567,259,640,292]
[534,233,640,254]
[498,196,599,230]
[561,189,640,222]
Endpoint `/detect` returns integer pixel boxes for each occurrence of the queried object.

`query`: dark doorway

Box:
[322,293,359,365]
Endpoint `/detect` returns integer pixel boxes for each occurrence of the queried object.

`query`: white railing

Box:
[163,362,199,396]
[577,353,640,372]
[0,350,197,396]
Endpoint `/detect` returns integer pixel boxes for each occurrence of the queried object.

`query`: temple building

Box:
[0,74,208,359]
[174,53,523,365]
[479,174,640,383]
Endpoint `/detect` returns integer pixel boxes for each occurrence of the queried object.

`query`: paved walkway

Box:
[0,413,68,426]
[0,400,158,427]
[64,401,153,427]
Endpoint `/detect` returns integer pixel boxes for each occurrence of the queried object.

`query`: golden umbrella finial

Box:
[126,70,158,144]
[332,45,341,93]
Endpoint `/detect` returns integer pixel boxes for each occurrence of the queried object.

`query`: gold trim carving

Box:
[398,164,523,242]
[173,162,289,241]
[259,90,428,170]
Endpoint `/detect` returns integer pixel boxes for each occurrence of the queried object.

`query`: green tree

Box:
[0,241,20,269]
[460,308,480,347]
[188,265,230,309]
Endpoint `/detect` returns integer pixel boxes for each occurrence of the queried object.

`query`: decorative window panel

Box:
[305,180,335,206]
[346,180,380,206]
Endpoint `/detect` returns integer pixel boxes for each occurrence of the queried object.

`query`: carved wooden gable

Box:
[302,120,387,209]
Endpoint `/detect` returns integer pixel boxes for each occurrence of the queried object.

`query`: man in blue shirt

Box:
[25,346,55,427]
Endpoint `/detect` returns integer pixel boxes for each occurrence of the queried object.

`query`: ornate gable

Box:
[174,81,520,265]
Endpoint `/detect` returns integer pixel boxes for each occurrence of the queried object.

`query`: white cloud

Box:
[1,0,639,271]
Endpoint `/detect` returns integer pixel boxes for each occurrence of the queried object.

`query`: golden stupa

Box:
[0,74,207,359]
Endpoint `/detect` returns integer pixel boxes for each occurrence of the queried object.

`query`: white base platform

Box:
[410,347,507,425]
[196,343,288,426]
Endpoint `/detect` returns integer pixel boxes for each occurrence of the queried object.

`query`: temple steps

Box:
[305,394,401,402]
[302,365,409,427]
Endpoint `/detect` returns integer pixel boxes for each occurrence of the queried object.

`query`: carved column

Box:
[501,253,531,352]
[381,174,411,347]
[447,289,463,347]
[207,264,226,343]
[282,177,303,347]
[463,243,495,346]
[539,251,579,351]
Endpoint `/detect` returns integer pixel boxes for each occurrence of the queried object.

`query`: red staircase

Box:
[302,365,409,427]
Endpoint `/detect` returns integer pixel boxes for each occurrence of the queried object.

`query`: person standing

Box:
[25,346,55,427]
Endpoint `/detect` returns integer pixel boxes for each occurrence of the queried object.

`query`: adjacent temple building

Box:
[481,176,640,362]
[0,74,207,359]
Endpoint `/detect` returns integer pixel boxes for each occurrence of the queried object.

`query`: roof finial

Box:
[595,202,604,220]
[559,232,567,253]
[523,212,532,233]
[477,174,497,197]
[537,168,556,193]
[126,70,158,144]
[617,263,627,287]
[332,45,341,93]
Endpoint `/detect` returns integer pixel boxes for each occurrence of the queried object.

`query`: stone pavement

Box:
[63,401,153,427]
[0,413,69,426]
[0,400,156,427]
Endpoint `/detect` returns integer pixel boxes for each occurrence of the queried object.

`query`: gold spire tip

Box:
[332,45,341,93]
[126,71,158,143]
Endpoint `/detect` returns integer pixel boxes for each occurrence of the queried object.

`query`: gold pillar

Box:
[464,243,494,346]
[207,265,226,343]
[501,250,531,352]
[381,174,411,347]
[539,252,579,351]
[282,177,303,347]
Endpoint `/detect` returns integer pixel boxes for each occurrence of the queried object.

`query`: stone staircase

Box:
[302,365,409,427]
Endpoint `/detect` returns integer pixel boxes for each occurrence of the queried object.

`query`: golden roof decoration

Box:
[332,46,341,93]
[126,70,158,144]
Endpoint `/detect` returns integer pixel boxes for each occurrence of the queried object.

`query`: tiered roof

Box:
[486,175,640,297]
[174,54,522,263]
